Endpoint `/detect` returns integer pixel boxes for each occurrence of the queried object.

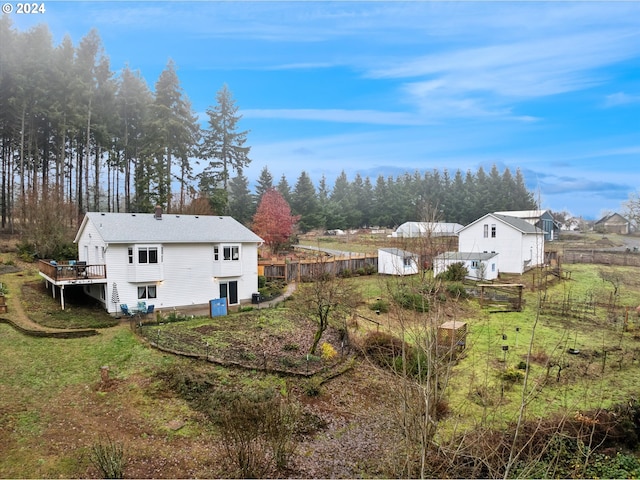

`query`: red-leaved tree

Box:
[252,188,300,253]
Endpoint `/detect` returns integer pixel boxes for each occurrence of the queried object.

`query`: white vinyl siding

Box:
[459,215,544,274]
[76,214,262,313]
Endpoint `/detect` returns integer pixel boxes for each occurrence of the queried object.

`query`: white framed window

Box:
[483,224,489,238]
[128,247,133,264]
[214,246,219,261]
[138,285,157,299]
[491,224,496,238]
[138,247,158,264]
[223,246,240,261]
[471,260,479,269]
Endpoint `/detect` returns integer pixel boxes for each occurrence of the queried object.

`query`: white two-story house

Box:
[66,210,263,314]
[457,213,545,275]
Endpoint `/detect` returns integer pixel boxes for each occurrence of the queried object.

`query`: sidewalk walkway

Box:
[167,282,297,317]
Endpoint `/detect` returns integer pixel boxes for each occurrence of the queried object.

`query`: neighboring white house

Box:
[458,213,545,275]
[392,222,464,238]
[493,209,559,241]
[46,210,264,314]
[433,252,499,281]
[378,248,419,276]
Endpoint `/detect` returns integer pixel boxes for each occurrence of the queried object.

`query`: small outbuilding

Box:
[433,251,499,281]
[437,320,467,351]
[378,248,419,276]
[392,222,464,238]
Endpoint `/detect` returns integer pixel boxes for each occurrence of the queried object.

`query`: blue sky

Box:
[9,1,640,220]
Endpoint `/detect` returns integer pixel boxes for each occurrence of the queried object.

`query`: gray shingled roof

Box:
[492,213,541,234]
[461,213,542,235]
[76,212,264,244]
[435,252,498,261]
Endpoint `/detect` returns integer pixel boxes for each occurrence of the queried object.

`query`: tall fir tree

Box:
[150,59,199,212]
[276,174,292,204]
[199,84,250,192]
[291,171,321,232]
[254,165,273,206]
[227,172,254,225]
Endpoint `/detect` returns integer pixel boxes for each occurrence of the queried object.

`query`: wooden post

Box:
[100,365,110,383]
[60,285,65,310]
[518,285,523,311]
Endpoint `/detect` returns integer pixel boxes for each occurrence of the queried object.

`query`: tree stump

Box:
[100,365,110,384]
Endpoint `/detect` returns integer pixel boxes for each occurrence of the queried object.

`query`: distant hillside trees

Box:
[232,164,536,232]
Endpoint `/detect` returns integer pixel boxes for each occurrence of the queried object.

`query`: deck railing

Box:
[39,260,107,281]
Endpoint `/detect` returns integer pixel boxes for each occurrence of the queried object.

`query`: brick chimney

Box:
[154,205,163,220]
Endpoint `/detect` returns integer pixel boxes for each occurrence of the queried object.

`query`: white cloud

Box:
[604,92,640,107]
[373,29,640,102]
[242,108,426,126]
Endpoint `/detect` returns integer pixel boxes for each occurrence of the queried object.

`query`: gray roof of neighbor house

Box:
[436,252,498,261]
[379,247,417,257]
[595,212,629,225]
[461,213,542,235]
[75,212,264,244]
[493,209,552,219]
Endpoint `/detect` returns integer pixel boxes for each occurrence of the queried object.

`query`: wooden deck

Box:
[38,260,107,284]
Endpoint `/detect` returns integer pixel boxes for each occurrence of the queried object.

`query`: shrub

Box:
[90,437,126,479]
[16,241,37,262]
[370,298,389,314]
[217,393,299,477]
[366,264,377,275]
[446,282,468,299]
[393,288,429,312]
[258,275,267,288]
[361,331,405,368]
[304,377,322,397]
[502,365,525,383]
[320,342,337,361]
[438,262,468,281]
[360,331,428,379]
[280,356,297,368]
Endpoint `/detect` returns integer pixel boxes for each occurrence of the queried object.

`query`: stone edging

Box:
[145,337,353,379]
[0,317,99,338]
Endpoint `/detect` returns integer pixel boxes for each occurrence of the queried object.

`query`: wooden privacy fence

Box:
[563,250,640,267]
[260,254,378,282]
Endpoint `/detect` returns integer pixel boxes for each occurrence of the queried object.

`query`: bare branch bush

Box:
[291,255,361,355]
[215,392,300,478]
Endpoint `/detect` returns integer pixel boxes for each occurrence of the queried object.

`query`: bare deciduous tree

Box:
[292,257,360,355]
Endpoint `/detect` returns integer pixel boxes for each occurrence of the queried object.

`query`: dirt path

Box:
[0,271,87,334]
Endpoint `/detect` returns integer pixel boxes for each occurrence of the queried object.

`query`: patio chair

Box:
[146,304,155,315]
[76,261,87,278]
[120,304,135,318]
[137,301,147,313]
